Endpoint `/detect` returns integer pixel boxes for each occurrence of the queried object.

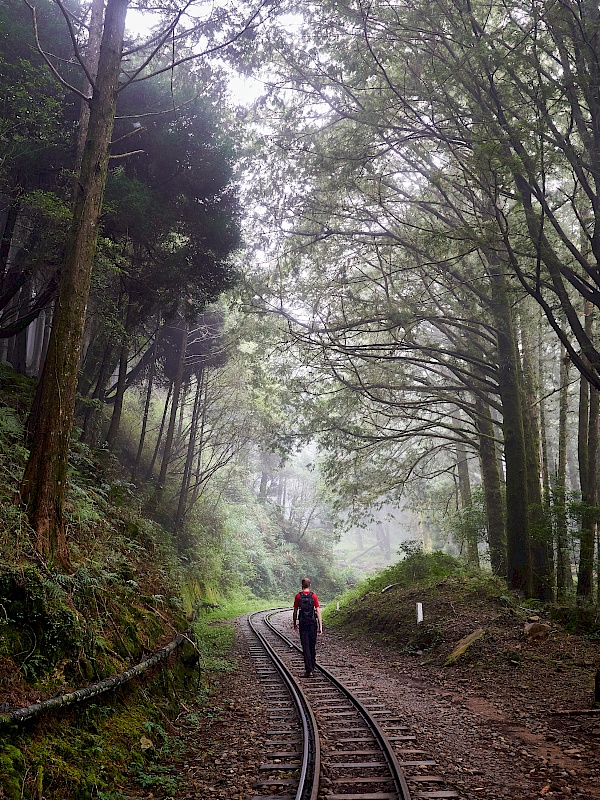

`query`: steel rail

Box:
[265,609,413,800]
[248,610,320,800]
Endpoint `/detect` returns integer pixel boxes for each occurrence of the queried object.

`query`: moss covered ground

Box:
[0,363,268,799]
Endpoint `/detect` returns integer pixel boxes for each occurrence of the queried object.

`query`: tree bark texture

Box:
[488,259,532,594]
[106,298,133,448]
[475,394,507,577]
[577,304,598,600]
[20,0,129,565]
[456,442,480,568]
[75,0,105,169]
[556,347,572,600]
[132,323,161,481]
[158,323,188,487]
[521,322,554,600]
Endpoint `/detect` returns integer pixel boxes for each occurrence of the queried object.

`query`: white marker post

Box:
[416,602,423,625]
[336,602,340,610]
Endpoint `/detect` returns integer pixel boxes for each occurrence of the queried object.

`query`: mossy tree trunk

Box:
[20,0,129,566]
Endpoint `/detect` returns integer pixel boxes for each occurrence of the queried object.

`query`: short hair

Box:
[301,577,311,589]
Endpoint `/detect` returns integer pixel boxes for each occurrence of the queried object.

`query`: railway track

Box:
[245,609,461,800]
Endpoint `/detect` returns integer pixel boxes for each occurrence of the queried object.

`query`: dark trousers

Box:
[299,622,318,674]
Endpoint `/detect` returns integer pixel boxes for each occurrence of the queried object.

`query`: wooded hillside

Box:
[2,0,600,794]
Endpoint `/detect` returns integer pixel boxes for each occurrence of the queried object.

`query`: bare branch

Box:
[115,94,197,119]
[110,125,145,146]
[122,0,275,89]
[109,149,145,159]
[22,0,89,101]
[53,0,96,89]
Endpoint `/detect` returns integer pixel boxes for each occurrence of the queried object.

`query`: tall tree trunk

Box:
[421,513,432,552]
[578,385,598,600]
[132,323,161,481]
[488,257,531,594]
[539,309,552,507]
[20,0,129,565]
[556,346,572,600]
[191,374,208,505]
[158,323,188,487]
[106,298,132,449]
[375,523,391,560]
[174,369,204,543]
[8,284,30,375]
[177,381,188,441]
[577,303,598,601]
[456,442,479,568]
[597,528,600,605]
[521,321,554,600]
[146,381,172,481]
[78,322,107,399]
[39,302,52,372]
[539,393,551,506]
[80,342,115,444]
[0,203,20,284]
[475,394,507,576]
[76,0,105,168]
[259,470,268,498]
[30,282,50,376]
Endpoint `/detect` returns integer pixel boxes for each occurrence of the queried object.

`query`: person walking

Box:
[293,577,323,677]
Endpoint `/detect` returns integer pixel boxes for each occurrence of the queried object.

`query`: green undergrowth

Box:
[323,550,510,655]
[0,595,276,800]
[0,363,235,799]
[0,660,196,800]
[323,550,600,672]
[192,592,278,671]
[548,603,600,636]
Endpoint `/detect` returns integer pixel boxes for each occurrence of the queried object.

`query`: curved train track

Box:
[245,609,460,800]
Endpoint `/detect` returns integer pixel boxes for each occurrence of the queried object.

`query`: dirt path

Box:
[166,616,600,800]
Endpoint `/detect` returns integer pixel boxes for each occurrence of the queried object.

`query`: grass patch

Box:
[197,593,277,623]
[191,593,284,672]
